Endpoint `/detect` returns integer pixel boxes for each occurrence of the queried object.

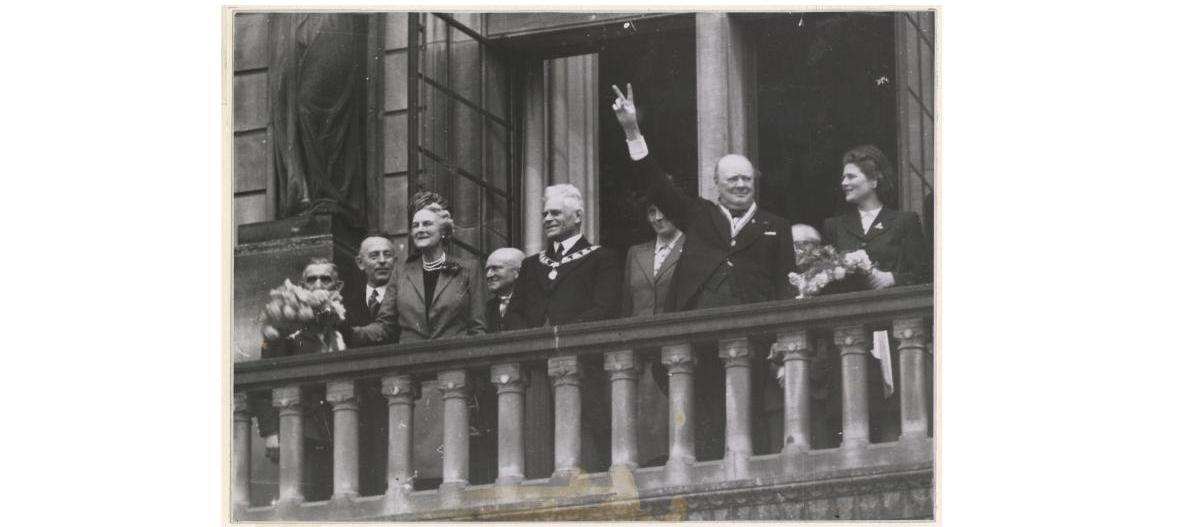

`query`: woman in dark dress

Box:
[815,145,932,446]
[821,145,931,290]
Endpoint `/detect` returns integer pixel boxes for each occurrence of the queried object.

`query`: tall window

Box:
[409,13,518,258]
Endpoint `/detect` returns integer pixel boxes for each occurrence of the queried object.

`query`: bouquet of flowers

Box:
[260,279,348,352]
[788,246,875,298]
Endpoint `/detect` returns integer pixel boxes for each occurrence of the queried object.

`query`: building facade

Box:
[230,10,935,521]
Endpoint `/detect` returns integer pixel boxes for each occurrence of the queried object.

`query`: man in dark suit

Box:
[340,236,396,495]
[611,84,795,460]
[504,183,620,473]
[483,247,524,333]
[251,258,340,501]
[504,184,621,329]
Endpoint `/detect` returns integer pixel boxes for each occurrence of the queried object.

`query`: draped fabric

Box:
[270,13,367,228]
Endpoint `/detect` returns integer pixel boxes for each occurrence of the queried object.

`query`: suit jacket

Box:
[821,208,931,289]
[340,284,385,347]
[503,236,621,329]
[630,155,796,312]
[352,255,486,343]
[622,235,685,318]
[485,295,508,333]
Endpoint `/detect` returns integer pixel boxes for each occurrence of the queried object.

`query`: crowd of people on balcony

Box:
[249,83,932,499]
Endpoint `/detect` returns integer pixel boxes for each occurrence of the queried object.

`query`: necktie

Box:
[552,243,563,261]
[368,289,380,316]
[498,296,509,318]
[654,244,670,276]
[730,208,747,219]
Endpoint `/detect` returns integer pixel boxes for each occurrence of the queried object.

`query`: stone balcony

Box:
[231,285,934,521]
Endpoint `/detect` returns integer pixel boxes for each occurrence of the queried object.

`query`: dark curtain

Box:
[270,13,368,228]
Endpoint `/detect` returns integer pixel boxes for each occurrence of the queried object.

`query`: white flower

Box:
[833,266,847,280]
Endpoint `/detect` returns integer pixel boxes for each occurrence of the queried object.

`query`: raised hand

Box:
[610,83,640,136]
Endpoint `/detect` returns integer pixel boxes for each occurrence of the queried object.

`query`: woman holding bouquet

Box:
[821,145,931,291]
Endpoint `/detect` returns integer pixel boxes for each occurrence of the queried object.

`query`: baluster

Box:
[894,318,932,440]
[492,363,527,484]
[547,356,582,478]
[438,369,471,490]
[718,337,753,479]
[771,330,814,454]
[605,350,639,470]
[272,386,305,503]
[232,393,251,507]
[326,380,359,499]
[381,375,417,495]
[835,325,871,448]
[661,343,695,482]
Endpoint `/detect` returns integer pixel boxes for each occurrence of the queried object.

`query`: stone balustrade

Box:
[232,285,934,521]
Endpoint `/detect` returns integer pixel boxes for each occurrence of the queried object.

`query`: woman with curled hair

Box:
[353,191,486,342]
[821,145,931,291]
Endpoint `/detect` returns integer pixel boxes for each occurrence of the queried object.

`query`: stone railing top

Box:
[234,285,932,392]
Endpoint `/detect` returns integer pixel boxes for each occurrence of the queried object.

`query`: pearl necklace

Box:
[422,252,446,272]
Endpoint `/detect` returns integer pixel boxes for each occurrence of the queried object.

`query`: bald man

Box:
[613,84,795,462]
[484,247,524,333]
[612,84,794,311]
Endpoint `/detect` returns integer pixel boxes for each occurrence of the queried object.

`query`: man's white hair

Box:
[488,247,526,267]
[544,183,584,212]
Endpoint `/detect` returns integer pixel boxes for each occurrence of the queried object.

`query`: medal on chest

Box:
[539,245,600,281]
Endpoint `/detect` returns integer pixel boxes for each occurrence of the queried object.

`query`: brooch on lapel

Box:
[873,222,885,230]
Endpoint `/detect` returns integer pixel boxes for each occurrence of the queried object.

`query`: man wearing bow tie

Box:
[611,83,795,461]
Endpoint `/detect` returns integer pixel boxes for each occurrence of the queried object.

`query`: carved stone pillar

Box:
[491,363,527,484]
[770,331,815,454]
[835,326,871,448]
[232,393,251,507]
[547,356,582,477]
[661,344,695,483]
[382,375,418,495]
[718,337,753,479]
[272,386,305,503]
[605,350,639,470]
[326,380,359,499]
[894,318,932,440]
[438,370,471,490]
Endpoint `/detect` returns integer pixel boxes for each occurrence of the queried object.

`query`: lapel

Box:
[547,237,593,292]
[730,213,767,256]
[655,235,684,283]
[430,258,456,306]
[634,243,654,284]
[842,210,867,241]
[401,260,425,305]
[862,208,898,242]
[706,202,733,244]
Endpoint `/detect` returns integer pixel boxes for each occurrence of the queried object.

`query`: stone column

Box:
[272,386,305,503]
[894,318,932,440]
[718,337,753,479]
[771,331,815,454]
[695,13,756,201]
[605,350,639,470]
[382,375,418,495]
[326,380,359,499]
[835,326,871,448]
[232,393,251,507]
[438,369,471,490]
[661,344,695,483]
[547,356,582,478]
[492,363,527,484]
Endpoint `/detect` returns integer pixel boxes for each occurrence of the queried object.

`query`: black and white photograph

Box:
[227,9,936,521]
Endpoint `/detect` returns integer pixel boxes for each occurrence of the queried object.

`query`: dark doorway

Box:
[597,23,697,255]
[754,13,898,231]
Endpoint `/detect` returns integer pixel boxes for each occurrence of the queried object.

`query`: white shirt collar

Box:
[655,230,682,253]
[366,284,387,301]
[554,232,584,254]
[719,201,758,238]
[859,206,883,232]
